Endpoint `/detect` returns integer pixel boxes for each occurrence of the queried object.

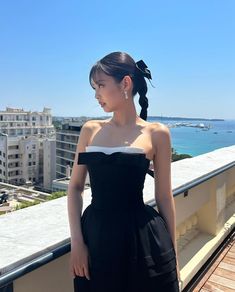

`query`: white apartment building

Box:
[0,107,56,190]
[43,139,56,191]
[53,121,92,191]
[56,121,82,179]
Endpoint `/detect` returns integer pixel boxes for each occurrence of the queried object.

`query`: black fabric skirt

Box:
[73,204,179,292]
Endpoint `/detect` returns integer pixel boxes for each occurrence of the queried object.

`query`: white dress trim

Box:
[85,146,145,155]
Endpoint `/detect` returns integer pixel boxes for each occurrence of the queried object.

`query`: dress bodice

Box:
[78,147,150,212]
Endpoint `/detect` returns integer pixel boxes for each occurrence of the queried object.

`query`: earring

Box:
[124,91,128,99]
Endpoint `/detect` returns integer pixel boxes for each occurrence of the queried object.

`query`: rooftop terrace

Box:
[0,145,235,291]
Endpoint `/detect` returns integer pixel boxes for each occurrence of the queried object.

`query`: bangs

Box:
[89,53,134,88]
[89,62,109,88]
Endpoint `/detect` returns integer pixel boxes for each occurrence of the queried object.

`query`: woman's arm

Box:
[67,121,92,278]
[151,123,179,266]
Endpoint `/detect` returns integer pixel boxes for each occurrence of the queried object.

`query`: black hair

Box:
[89,52,149,121]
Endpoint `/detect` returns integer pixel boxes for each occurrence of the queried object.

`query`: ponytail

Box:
[134,60,152,121]
[139,95,148,121]
[134,72,148,120]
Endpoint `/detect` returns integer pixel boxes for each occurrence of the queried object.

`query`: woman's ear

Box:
[122,75,132,91]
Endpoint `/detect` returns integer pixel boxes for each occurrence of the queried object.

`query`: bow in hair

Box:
[135,60,152,80]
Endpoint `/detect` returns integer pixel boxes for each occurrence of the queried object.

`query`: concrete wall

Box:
[14,254,73,292]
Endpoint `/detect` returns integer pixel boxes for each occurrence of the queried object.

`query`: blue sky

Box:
[0,0,234,119]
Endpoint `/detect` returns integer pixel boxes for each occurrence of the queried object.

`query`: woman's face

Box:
[91,71,125,113]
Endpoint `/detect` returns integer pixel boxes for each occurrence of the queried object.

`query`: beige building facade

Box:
[0,107,56,189]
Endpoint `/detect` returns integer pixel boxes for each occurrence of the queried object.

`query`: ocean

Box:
[147,117,235,157]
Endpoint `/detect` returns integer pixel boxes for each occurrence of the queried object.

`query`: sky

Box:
[0,0,234,120]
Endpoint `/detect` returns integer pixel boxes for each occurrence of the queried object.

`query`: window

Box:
[28,162,32,166]
[28,154,32,159]
[9,145,19,150]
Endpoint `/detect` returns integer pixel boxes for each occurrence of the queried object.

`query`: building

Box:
[0,181,52,215]
[43,139,56,191]
[56,121,83,179]
[0,107,56,190]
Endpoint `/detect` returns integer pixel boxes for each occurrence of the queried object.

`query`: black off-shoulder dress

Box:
[73,150,179,292]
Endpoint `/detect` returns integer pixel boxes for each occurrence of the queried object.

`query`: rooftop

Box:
[0,145,234,291]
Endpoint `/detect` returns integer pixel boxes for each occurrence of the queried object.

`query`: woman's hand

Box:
[70,241,91,280]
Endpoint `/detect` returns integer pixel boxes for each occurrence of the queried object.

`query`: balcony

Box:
[0,145,235,292]
[8,149,20,155]
[7,166,21,172]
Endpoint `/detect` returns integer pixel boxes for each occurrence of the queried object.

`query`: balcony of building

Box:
[8,154,22,161]
[0,145,234,292]
[7,171,23,178]
[56,155,74,164]
[7,152,21,160]
[56,143,77,152]
[7,165,22,172]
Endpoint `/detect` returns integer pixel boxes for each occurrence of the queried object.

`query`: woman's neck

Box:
[110,108,139,127]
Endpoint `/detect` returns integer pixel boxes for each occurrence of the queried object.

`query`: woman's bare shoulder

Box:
[149,122,171,144]
[80,119,110,145]
[147,121,169,133]
[82,119,110,129]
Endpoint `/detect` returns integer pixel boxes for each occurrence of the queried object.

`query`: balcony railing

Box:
[0,145,235,292]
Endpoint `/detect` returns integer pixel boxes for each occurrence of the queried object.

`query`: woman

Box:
[67,52,180,291]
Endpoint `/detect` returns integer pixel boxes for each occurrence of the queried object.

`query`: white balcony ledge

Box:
[0,145,235,292]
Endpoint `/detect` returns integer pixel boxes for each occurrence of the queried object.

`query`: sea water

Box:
[147,117,235,157]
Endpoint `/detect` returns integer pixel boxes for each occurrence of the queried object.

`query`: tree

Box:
[171,147,192,162]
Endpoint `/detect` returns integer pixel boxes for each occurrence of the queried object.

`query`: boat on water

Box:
[170,122,213,130]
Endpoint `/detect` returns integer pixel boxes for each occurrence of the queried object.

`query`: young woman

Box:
[67,52,180,291]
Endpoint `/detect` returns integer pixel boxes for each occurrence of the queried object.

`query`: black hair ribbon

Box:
[136,60,155,87]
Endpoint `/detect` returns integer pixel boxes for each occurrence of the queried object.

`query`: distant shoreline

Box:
[148,116,224,122]
[53,115,225,122]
